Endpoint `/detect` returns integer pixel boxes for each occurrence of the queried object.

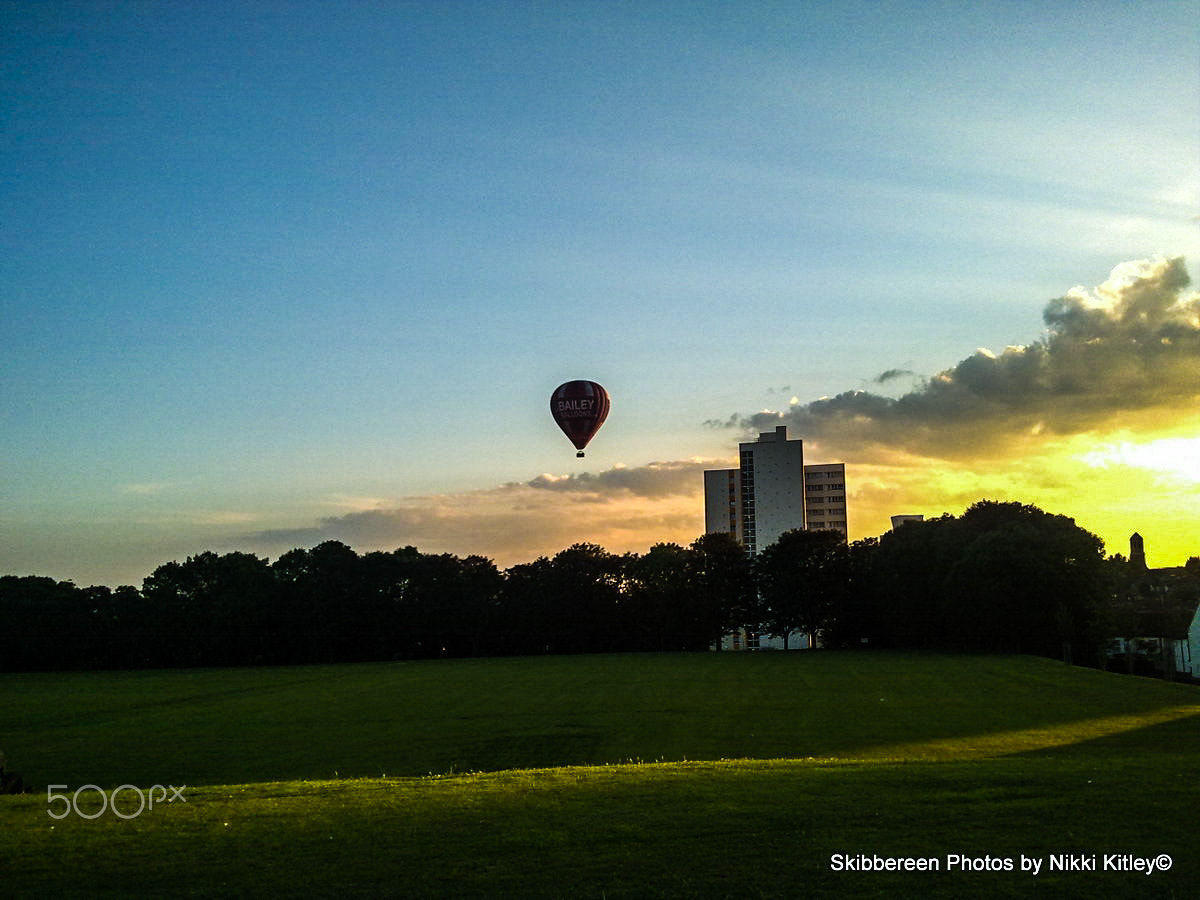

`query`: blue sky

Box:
[3,1,1198,585]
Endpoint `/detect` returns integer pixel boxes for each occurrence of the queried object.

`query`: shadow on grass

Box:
[3,754,1195,900]
[6,654,1200,787]
[1012,707,1200,758]
[853,704,1200,761]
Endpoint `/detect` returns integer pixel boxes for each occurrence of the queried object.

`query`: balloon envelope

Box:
[550,381,610,455]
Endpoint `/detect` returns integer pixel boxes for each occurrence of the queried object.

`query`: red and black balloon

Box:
[550,380,610,457]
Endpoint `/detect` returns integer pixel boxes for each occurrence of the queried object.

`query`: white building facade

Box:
[704,426,848,651]
[1174,605,1200,678]
[704,425,847,555]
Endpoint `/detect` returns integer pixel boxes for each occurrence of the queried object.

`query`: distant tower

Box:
[1129,532,1147,570]
[703,425,847,555]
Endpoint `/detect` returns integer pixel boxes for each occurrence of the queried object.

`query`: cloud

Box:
[242,460,714,566]
[119,481,180,496]
[523,459,711,498]
[1080,435,1200,484]
[873,368,916,384]
[720,257,1200,460]
[233,259,1200,570]
[191,511,260,526]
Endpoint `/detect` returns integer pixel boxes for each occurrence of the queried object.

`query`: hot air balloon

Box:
[550,380,610,457]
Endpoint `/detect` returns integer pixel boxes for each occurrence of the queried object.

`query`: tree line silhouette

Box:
[2,501,1195,672]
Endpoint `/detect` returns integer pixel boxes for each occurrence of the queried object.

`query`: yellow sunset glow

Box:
[1081,435,1200,483]
[840,420,1200,569]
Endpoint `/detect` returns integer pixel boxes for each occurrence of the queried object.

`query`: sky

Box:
[3,0,1198,587]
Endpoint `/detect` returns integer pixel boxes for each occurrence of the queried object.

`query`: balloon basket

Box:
[576,451,585,458]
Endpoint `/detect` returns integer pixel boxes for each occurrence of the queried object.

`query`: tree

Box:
[625,542,696,650]
[543,543,628,654]
[858,501,1110,661]
[822,537,878,649]
[0,575,88,670]
[867,514,962,649]
[498,557,557,655]
[142,551,275,665]
[943,502,1108,661]
[272,541,363,662]
[398,551,502,658]
[496,546,626,656]
[453,554,504,657]
[755,529,849,648]
[687,533,756,649]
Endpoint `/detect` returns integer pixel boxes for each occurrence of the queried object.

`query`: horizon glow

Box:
[2,2,1197,586]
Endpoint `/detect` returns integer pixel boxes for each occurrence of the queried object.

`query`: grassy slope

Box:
[2,652,1197,897]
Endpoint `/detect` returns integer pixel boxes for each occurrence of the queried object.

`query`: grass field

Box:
[2,651,1197,897]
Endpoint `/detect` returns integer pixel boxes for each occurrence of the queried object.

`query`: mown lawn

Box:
[2,652,1197,897]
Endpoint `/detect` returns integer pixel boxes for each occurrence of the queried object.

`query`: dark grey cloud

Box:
[242,498,573,564]
[248,507,443,549]
[874,368,916,384]
[523,459,710,497]
[723,257,1200,459]
[239,460,713,564]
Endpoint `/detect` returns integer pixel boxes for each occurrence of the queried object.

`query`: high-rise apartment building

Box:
[704,425,847,554]
[802,462,848,537]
